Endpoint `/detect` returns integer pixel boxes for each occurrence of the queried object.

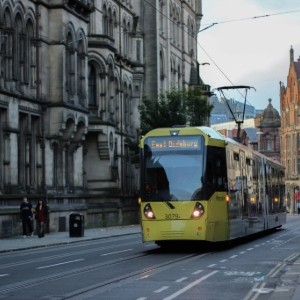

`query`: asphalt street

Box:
[0,216,300,300]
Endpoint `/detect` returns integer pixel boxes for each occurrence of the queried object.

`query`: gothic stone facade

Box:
[0,0,202,236]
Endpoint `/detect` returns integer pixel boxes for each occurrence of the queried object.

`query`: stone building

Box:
[256,99,281,162]
[0,0,204,237]
[280,46,300,213]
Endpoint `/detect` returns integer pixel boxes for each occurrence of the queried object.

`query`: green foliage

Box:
[138,87,214,135]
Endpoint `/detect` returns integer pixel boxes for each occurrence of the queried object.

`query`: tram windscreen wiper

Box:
[165,201,175,209]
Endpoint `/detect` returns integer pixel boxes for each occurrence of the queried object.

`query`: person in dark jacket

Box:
[35,199,49,238]
[20,197,34,238]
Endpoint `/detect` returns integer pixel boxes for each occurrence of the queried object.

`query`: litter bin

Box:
[69,213,84,237]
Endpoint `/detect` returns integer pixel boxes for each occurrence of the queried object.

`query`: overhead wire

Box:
[201,8,300,27]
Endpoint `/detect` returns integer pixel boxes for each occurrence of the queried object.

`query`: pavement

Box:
[0,223,299,299]
[0,224,141,254]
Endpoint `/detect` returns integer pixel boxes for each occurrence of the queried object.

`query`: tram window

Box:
[234,153,239,161]
[246,158,250,165]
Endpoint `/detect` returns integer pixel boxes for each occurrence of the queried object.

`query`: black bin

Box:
[69,213,84,237]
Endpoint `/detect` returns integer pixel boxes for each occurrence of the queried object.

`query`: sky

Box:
[198,0,300,112]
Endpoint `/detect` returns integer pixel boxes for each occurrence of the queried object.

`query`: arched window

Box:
[77,36,86,106]
[66,31,75,99]
[15,13,24,90]
[112,11,117,39]
[88,63,96,106]
[177,11,181,48]
[108,64,115,117]
[26,19,36,91]
[159,1,163,33]
[108,8,113,37]
[3,9,13,90]
[122,19,127,57]
[160,50,164,92]
[177,65,181,89]
[103,5,108,35]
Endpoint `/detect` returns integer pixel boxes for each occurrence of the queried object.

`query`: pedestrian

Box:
[20,197,34,238]
[297,202,300,215]
[35,199,49,238]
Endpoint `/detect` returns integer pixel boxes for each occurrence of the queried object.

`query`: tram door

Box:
[239,151,248,217]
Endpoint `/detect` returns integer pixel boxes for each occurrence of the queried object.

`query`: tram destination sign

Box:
[146,137,201,150]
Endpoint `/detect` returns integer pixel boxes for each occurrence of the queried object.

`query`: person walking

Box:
[35,199,49,238]
[20,197,34,238]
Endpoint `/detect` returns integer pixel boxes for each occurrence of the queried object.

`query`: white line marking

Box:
[154,286,169,293]
[207,264,216,268]
[101,249,133,256]
[192,270,203,275]
[175,277,188,283]
[240,251,246,254]
[0,274,9,277]
[37,259,84,269]
[163,271,219,300]
[247,248,253,251]
[230,255,238,258]
[219,259,227,262]
[136,298,147,300]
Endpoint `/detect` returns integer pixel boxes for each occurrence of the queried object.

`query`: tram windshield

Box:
[142,136,205,201]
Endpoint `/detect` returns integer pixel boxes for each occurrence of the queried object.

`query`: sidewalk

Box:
[0,224,141,254]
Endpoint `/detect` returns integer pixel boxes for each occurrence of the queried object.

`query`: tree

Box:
[138,87,214,135]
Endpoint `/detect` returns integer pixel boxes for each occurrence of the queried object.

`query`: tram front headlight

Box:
[191,202,204,219]
[144,203,156,219]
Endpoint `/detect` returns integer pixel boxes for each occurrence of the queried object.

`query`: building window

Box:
[136,40,140,62]
[267,140,272,150]
[88,64,96,105]
[298,158,300,174]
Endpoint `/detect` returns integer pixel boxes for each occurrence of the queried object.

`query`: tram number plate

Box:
[165,214,180,219]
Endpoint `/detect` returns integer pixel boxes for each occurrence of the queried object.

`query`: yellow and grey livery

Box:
[139,126,286,245]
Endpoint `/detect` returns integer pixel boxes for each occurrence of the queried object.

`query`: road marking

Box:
[37,259,84,269]
[0,274,8,277]
[247,248,253,251]
[175,277,188,283]
[230,255,238,258]
[192,270,203,275]
[219,259,227,262]
[154,286,169,293]
[136,298,147,300]
[207,264,216,268]
[101,249,133,256]
[240,251,245,254]
[163,271,219,300]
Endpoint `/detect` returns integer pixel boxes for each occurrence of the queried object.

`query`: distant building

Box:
[210,95,256,125]
[211,99,280,159]
[257,99,281,162]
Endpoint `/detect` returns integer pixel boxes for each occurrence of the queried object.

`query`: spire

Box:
[290,46,294,64]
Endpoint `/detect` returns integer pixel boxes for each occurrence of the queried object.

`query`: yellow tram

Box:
[139,126,286,245]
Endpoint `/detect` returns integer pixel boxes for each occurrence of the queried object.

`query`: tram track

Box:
[0,250,211,297]
[0,240,141,270]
